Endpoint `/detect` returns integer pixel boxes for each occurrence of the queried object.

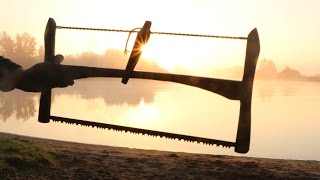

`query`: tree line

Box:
[256,59,320,81]
[1,31,319,82]
[0,32,40,68]
[0,31,167,72]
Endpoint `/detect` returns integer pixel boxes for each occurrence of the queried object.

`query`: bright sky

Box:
[1,0,320,75]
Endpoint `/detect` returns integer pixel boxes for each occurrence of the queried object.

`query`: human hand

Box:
[17,55,74,92]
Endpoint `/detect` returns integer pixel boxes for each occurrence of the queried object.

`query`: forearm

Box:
[59,65,124,80]
[15,63,125,92]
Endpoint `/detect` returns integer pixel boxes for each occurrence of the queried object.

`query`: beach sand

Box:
[1,132,319,179]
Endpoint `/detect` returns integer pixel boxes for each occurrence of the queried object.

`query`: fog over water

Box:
[0,79,319,161]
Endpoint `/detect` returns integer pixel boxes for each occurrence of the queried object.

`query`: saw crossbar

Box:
[39,18,260,154]
[55,65,242,100]
[50,116,235,148]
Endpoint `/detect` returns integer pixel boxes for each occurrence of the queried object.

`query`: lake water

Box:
[0,79,319,161]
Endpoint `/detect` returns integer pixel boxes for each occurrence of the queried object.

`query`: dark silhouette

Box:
[0,18,260,154]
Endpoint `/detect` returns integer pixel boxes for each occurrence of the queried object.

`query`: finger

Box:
[54,54,64,64]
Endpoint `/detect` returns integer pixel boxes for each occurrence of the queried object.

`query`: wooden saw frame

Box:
[38,18,260,154]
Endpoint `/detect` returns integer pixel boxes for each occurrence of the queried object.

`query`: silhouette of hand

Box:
[18,62,74,92]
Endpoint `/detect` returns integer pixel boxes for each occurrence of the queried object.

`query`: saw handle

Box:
[122,21,152,84]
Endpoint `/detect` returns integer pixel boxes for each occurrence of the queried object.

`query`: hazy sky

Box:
[1,0,320,75]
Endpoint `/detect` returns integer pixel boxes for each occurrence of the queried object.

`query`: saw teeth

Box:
[50,117,235,149]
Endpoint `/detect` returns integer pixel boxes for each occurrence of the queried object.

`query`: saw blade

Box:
[50,116,235,148]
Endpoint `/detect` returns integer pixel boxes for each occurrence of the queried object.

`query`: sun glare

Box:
[53,0,248,75]
[138,35,246,74]
[125,99,159,127]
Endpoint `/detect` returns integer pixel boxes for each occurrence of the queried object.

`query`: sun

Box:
[137,33,248,75]
[139,38,182,72]
[140,43,175,72]
[140,45,151,58]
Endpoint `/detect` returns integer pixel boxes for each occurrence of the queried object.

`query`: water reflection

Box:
[53,78,158,105]
[255,80,301,101]
[1,79,305,122]
[256,81,275,102]
[281,82,300,96]
[1,80,320,161]
[0,90,36,121]
[49,79,239,139]
[0,79,161,121]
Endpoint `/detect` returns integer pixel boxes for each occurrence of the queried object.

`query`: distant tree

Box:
[256,58,277,79]
[14,33,37,67]
[78,52,103,67]
[63,52,104,67]
[277,66,303,80]
[37,45,45,61]
[102,49,167,72]
[0,32,37,68]
[137,58,167,73]
[0,31,15,58]
[101,49,127,68]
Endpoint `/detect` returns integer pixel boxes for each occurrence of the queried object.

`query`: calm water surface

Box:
[0,79,319,161]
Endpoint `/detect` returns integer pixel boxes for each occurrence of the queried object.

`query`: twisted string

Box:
[56,26,247,40]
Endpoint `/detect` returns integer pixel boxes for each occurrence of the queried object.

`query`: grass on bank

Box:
[0,137,60,177]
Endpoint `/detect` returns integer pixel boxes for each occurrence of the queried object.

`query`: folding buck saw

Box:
[36,18,260,154]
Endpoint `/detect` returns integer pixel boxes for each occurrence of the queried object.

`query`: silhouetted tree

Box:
[256,58,277,79]
[0,32,37,68]
[37,45,45,61]
[14,33,37,67]
[62,49,167,73]
[277,66,303,80]
[0,32,15,58]
[102,49,127,68]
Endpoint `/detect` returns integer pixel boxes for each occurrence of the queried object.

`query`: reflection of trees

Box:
[51,49,167,105]
[0,90,37,121]
[53,79,160,106]
[0,79,161,122]
[256,81,300,101]
[281,83,299,96]
[257,81,275,102]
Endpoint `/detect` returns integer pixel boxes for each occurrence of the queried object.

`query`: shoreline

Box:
[1,131,320,179]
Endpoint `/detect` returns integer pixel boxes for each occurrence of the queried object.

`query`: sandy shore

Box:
[1,132,319,179]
